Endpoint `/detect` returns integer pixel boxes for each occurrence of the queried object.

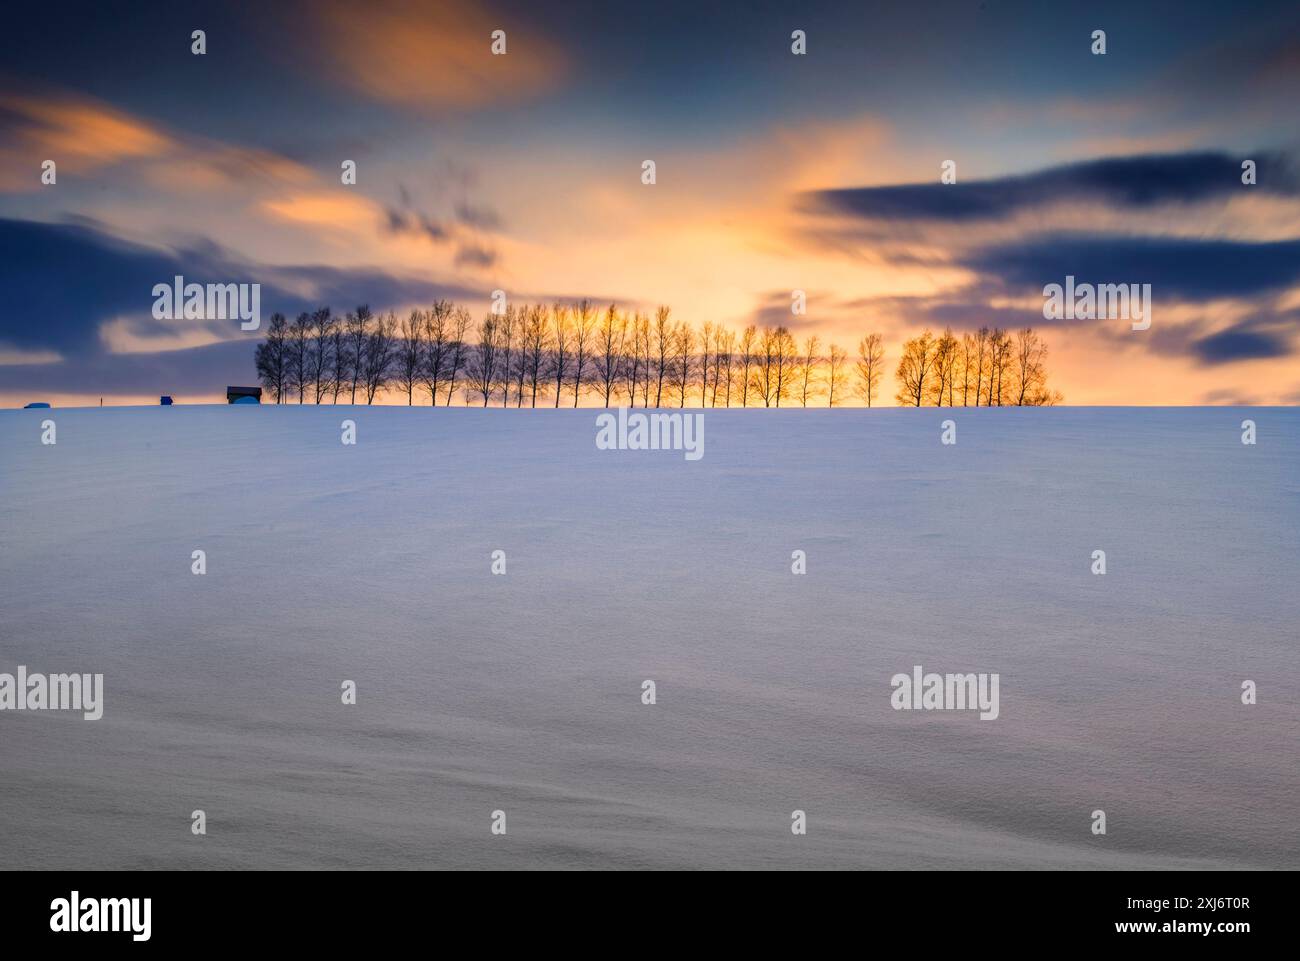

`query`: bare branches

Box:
[594,303,626,408]
[652,306,672,408]
[570,299,595,408]
[394,309,424,406]
[309,308,336,404]
[254,313,289,403]
[799,335,821,408]
[255,300,1063,407]
[362,311,397,404]
[826,343,847,407]
[522,305,550,408]
[894,330,934,407]
[346,305,371,404]
[670,320,695,407]
[468,313,499,406]
[856,333,884,407]
[444,307,472,406]
[421,300,453,405]
[550,304,570,408]
[738,325,756,407]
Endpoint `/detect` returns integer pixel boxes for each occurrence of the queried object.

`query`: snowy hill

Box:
[1,405,1297,869]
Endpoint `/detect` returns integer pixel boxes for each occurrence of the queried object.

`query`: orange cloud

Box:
[303,0,567,109]
[0,90,319,196]
[144,143,315,193]
[262,192,381,228]
[0,93,172,189]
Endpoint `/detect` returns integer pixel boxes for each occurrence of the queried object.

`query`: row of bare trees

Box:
[255,306,421,406]
[894,327,1061,407]
[255,301,1059,407]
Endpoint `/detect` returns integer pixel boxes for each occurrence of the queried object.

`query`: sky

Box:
[1,0,1298,406]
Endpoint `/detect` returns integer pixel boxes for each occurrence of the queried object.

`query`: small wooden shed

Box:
[226,386,262,405]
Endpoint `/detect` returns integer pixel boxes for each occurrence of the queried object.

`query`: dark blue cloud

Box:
[808,152,1299,222]
[808,151,1300,364]
[1192,325,1291,363]
[1138,311,1300,366]
[0,218,194,356]
[847,285,1298,365]
[967,233,1300,301]
[0,217,479,358]
[262,262,479,314]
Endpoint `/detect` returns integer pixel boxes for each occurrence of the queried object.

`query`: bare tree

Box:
[652,306,672,407]
[288,311,311,403]
[511,306,529,407]
[329,324,348,403]
[756,328,777,406]
[959,332,976,406]
[856,333,885,407]
[622,311,646,406]
[826,343,847,407]
[670,321,695,407]
[550,304,571,408]
[443,306,472,406]
[346,305,371,403]
[987,327,1012,406]
[394,309,425,405]
[639,314,654,407]
[895,330,935,407]
[570,299,595,407]
[754,326,794,407]
[706,324,723,406]
[306,307,335,403]
[421,300,452,405]
[1011,327,1061,405]
[698,321,714,407]
[767,326,797,406]
[593,303,625,407]
[972,327,989,406]
[799,334,821,407]
[717,327,735,407]
[778,327,799,406]
[738,325,756,407]
[522,305,550,407]
[362,311,397,404]
[496,304,516,407]
[254,312,289,402]
[928,328,958,406]
[469,314,499,406]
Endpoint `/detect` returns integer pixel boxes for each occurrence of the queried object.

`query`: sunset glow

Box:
[2,1,1297,407]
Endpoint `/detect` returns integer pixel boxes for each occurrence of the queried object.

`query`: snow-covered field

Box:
[1,405,1297,869]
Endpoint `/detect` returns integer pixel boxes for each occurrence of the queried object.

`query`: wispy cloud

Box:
[0,217,481,363]
[0,89,321,198]
[297,0,568,111]
[806,152,1300,224]
[0,93,171,190]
